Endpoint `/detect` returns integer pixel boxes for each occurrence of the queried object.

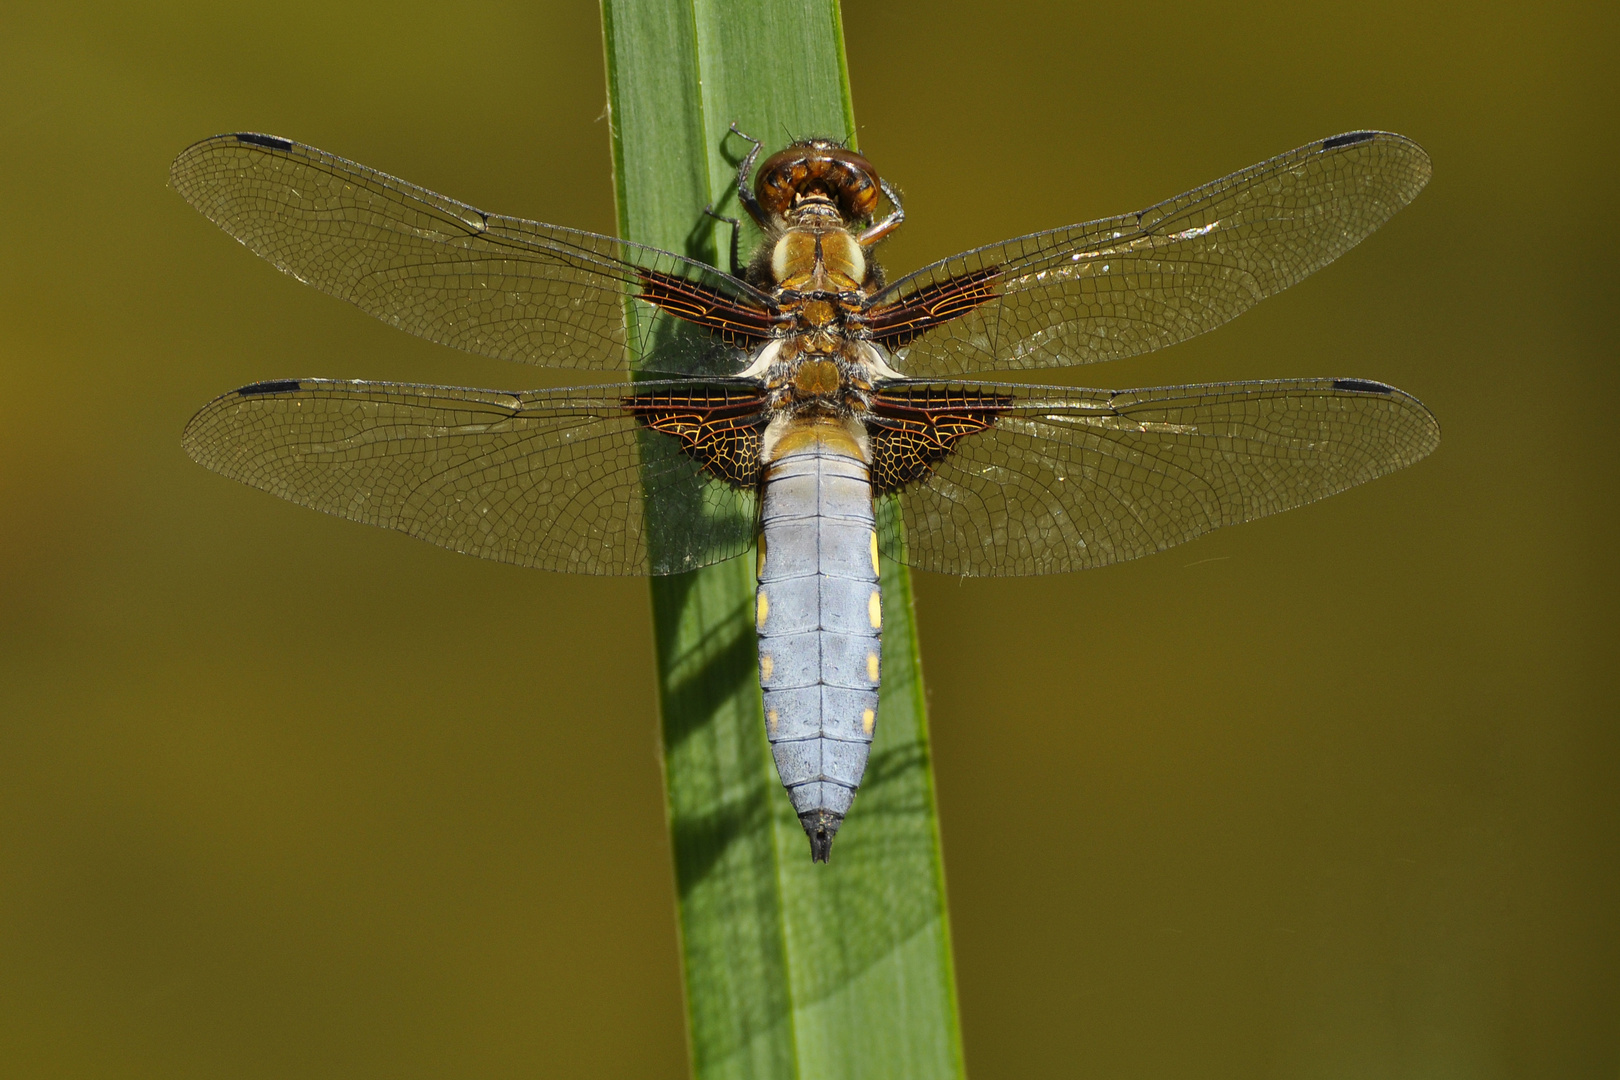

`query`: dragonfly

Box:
[173,127,1439,861]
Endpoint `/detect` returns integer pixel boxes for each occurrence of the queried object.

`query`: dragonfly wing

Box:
[872,377,1439,575]
[170,134,770,376]
[182,378,764,576]
[868,132,1431,376]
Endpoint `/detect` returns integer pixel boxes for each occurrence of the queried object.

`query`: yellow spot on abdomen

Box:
[866,651,879,682]
[870,530,879,576]
[767,709,779,735]
[868,590,881,629]
[862,708,876,736]
[757,590,769,630]
[757,536,767,577]
[760,654,774,681]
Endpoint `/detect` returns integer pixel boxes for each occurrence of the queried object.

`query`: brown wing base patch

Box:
[624,388,768,488]
[869,386,1014,493]
[636,269,777,350]
[863,267,1002,350]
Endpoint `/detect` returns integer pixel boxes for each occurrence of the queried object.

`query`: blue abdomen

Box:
[755,419,881,861]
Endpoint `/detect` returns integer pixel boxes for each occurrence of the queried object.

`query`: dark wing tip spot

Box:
[1332,378,1394,394]
[1322,131,1377,150]
[234,133,294,151]
[237,379,303,396]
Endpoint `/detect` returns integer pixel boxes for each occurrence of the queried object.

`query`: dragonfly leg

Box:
[701,204,744,278]
[728,123,771,231]
[857,176,906,245]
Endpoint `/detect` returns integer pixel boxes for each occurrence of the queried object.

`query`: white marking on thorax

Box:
[855,340,905,381]
[737,337,784,380]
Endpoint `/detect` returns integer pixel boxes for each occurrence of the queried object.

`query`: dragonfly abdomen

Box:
[755,417,881,862]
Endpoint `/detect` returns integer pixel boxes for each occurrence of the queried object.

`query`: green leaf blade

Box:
[601,3,963,1076]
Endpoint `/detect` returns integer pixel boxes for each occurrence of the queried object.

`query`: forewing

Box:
[875,377,1439,575]
[869,132,1431,375]
[169,133,770,376]
[182,378,762,575]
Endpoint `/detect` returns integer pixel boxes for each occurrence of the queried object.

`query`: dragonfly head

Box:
[756,138,882,226]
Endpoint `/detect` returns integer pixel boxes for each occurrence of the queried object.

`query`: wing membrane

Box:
[170,134,770,375]
[876,377,1439,575]
[869,132,1431,375]
[182,378,762,575]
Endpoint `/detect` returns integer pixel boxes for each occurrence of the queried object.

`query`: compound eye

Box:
[836,166,880,221]
[756,149,805,216]
[818,150,880,222]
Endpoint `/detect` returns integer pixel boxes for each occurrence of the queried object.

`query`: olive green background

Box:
[1,0,1613,1076]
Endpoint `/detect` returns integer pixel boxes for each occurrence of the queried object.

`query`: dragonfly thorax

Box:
[769,216,868,292]
[761,342,876,411]
[753,214,881,360]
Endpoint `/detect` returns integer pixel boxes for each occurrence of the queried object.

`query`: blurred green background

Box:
[1,0,1614,1076]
